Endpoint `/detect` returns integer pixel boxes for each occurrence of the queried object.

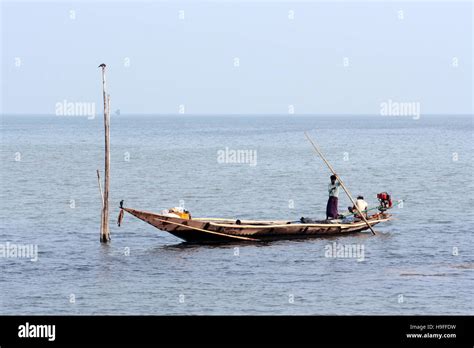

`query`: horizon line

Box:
[1,113,473,117]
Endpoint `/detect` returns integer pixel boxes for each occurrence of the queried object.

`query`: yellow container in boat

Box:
[169,207,190,220]
[178,212,190,220]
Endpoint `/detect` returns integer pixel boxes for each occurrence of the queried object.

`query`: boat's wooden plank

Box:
[194,218,292,224]
[207,218,390,230]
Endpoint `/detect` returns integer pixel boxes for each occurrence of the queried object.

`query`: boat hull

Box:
[121,207,391,243]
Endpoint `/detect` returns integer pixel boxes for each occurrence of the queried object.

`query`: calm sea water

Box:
[0,115,473,315]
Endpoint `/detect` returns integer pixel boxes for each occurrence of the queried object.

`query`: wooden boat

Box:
[116,134,396,243]
[119,205,392,243]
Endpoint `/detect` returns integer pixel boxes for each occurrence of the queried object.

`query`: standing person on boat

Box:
[326,175,341,219]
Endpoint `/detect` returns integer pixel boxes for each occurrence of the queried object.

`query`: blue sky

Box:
[1,0,472,115]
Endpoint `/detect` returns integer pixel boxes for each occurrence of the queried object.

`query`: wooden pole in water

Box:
[304,132,376,236]
[96,169,104,208]
[97,169,104,237]
[99,63,110,243]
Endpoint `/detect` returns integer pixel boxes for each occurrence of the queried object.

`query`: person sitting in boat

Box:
[348,196,368,219]
[326,175,341,219]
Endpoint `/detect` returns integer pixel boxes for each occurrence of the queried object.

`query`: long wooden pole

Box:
[99,64,110,243]
[304,132,376,235]
[149,216,259,242]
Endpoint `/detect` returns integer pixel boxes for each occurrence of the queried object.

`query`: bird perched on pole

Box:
[98,63,106,68]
